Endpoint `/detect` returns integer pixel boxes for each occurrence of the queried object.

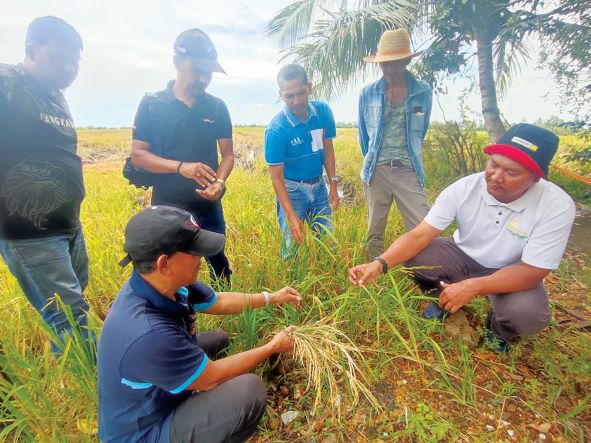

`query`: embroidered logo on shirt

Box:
[506,218,528,240]
[291,137,304,146]
[511,136,538,152]
[202,118,215,124]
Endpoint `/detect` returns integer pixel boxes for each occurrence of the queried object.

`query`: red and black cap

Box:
[174,28,225,74]
[119,206,225,267]
[484,123,559,177]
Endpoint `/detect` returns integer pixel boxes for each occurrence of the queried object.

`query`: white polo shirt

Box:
[424,171,576,270]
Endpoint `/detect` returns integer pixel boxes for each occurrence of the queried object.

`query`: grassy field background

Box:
[0,127,590,442]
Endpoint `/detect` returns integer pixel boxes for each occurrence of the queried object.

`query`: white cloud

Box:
[2,0,577,126]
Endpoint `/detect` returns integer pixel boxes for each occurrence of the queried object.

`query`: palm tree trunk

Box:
[476,37,506,143]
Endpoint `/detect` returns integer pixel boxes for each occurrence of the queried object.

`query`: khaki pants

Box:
[406,237,551,342]
[365,164,430,260]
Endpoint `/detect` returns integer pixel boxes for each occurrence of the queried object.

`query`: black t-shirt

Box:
[0,64,85,240]
[132,81,232,207]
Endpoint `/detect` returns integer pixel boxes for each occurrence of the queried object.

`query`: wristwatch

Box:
[214,178,226,189]
[328,175,341,183]
[372,256,389,274]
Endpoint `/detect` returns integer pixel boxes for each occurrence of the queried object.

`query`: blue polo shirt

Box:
[264,100,336,181]
[98,272,218,443]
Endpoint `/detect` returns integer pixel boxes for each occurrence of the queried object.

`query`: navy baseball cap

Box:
[119,206,225,267]
[484,123,559,177]
[174,28,225,74]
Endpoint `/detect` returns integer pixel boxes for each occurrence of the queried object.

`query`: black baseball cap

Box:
[484,123,559,177]
[174,28,225,74]
[119,206,226,267]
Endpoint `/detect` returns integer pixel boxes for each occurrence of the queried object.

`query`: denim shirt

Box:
[358,73,432,187]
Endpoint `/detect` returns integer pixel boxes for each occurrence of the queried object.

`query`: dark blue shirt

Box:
[264,100,336,181]
[132,81,232,206]
[98,272,217,443]
[0,64,85,239]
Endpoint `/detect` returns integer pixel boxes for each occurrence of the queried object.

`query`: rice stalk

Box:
[283,321,381,416]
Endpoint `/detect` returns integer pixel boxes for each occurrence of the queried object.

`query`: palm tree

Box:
[267,0,591,142]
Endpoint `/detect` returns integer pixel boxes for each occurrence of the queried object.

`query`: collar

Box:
[282,102,318,128]
[129,271,188,315]
[480,175,532,213]
[376,72,428,98]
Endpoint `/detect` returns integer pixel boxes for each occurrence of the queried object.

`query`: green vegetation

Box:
[0,128,589,441]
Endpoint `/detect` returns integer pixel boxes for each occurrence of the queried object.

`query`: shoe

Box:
[422,302,448,321]
[485,312,510,353]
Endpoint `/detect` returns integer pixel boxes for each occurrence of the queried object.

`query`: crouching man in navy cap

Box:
[349,124,576,353]
[98,205,301,442]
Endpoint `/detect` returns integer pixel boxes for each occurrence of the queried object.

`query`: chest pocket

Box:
[362,105,380,129]
[310,128,324,152]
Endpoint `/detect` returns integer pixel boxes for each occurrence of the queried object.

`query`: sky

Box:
[1,0,577,127]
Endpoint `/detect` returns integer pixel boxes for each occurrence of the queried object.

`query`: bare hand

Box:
[270,286,301,307]
[196,181,224,201]
[329,185,340,211]
[270,326,295,353]
[438,280,478,314]
[288,214,304,245]
[348,261,382,286]
[179,162,216,188]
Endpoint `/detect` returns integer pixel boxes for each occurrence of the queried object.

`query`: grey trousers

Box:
[405,238,551,342]
[365,165,430,260]
[169,331,267,443]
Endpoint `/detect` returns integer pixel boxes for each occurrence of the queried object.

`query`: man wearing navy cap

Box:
[349,124,576,352]
[98,205,301,442]
[130,28,234,288]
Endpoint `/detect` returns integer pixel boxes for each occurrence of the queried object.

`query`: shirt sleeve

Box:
[264,127,287,165]
[215,100,233,140]
[521,197,576,269]
[188,281,218,312]
[121,330,208,394]
[424,180,460,231]
[132,95,154,143]
[321,102,337,139]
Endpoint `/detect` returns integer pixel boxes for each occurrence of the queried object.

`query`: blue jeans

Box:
[0,228,90,340]
[277,179,333,256]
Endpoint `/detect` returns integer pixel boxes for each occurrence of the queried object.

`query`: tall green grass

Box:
[0,128,589,441]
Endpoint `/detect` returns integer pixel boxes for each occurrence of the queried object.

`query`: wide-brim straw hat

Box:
[363,29,422,63]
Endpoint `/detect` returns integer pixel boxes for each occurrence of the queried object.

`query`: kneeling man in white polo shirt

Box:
[348,124,576,352]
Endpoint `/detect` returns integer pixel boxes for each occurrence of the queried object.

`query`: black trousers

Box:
[169,331,267,443]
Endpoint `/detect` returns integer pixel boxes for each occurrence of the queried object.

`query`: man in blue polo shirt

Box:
[98,206,301,442]
[264,64,339,255]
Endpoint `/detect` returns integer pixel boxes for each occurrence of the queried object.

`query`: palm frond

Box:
[276,1,421,100]
[266,0,318,48]
[493,28,530,98]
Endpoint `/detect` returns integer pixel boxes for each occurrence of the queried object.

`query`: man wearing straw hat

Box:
[359,28,432,261]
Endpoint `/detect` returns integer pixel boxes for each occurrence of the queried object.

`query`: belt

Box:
[383,160,406,168]
[287,177,321,184]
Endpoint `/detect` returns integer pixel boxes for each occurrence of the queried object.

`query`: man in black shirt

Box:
[0,17,89,350]
[131,28,234,288]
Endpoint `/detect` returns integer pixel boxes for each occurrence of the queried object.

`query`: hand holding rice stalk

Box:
[280,321,381,415]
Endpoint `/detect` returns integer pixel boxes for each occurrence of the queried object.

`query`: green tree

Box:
[267,0,591,142]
